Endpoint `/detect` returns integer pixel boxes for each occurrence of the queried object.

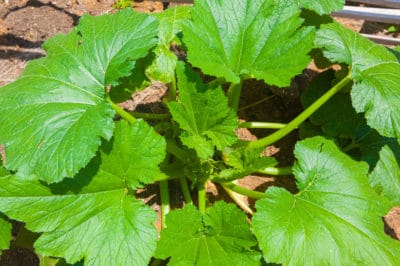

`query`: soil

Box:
[0,1,399,265]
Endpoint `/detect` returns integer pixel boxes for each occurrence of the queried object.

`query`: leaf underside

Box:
[182,0,315,86]
[0,120,165,265]
[0,9,159,183]
[155,202,260,265]
[253,137,400,265]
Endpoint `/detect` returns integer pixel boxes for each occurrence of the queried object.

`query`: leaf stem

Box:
[106,96,136,124]
[342,141,359,153]
[238,121,287,129]
[220,182,267,199]
[227,81,243,111]
[248,74,352,150]
[197,182,207,214]
[179,177,193,205]
[168,74,177,102]
[159,180,170,229]
[257,166,292,176]
[221,184,254,214]
[238,95,275,112]
[129,112,170,120]
[166,141,189,163]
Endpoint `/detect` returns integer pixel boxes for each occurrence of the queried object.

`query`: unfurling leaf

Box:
[168,62,238,159]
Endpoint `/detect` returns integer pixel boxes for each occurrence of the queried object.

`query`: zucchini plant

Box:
[0,0,400,265]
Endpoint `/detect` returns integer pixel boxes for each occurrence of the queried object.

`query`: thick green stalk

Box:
[168,75,177,102]
[106,96,136,124]
[257,166,292,176]
[197,182,207,214]
[248,75,352,150]
[159,180,170,229]
[166,141,190,163]
[239,121,287,129]
[221,182,267,199]
[129,112,170,120]
[238,95,275,111]
[221,184,254,214]
[342,141,359,153]
[227,81,243,111]
[179,177,193,205]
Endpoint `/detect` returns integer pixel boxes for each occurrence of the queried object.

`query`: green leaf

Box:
[298,0,344,15]
[301,70,400,167]
[353,126,400,167]
[155,202,260,265]
[153,6,191,46]
[253,136,400,265]
[0,9,158,183]
[316,22,400,140]
[146,46,177,83]
[101,120,166,188]
[109,55,153,103]
[218,146,277,181]
[302,69,361,138]
[369,146,400,205]
[147,6,190,83]
[0,122,164,265]
[182,0,314,86]
[168,62,238,159]
[352,63,400,139]
[0,216,11,255]
[0,166,11,255]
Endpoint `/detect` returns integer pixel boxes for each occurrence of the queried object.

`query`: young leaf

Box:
[168,63,238,159]
[253,137,400,265]
[182,0,314,86]
[315,22,400,140]
[153,6,191,46]
[0,120,164,265]
[369,146,400,205]
[146,7,190,83]
[155,202,261,265]
[0,9,158,183]
[218,146,277,181]
[298,0,344,15]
